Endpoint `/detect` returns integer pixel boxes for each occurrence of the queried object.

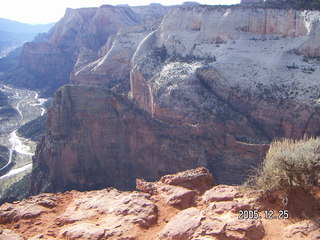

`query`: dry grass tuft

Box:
[248,136,320,191]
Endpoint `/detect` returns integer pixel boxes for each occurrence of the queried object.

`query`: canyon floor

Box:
[0,85,47,199]
[0,167,319,240]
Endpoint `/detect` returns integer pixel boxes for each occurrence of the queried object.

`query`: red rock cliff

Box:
[22,5,320,194]
[31,85,268,194]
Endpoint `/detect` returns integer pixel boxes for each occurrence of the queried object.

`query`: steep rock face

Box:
[22,6,320,193]
[130,6,320,140]
[299,18,320,56]
[153,7,320,58]
[32,6,140,96]
[48,6,139,51]
[70,24,156,94]
[31,85,203,193]
[3,5,167,96]
[17,42,72,92]
[20,42,69,78]
[70,4,167,93]
[195,67,320,139]
[131,4,169,22]
[31,85,267,193]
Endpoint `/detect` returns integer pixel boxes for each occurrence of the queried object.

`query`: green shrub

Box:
[251,136,320,191]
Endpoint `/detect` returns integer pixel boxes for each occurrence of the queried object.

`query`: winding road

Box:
[0,85,47,179]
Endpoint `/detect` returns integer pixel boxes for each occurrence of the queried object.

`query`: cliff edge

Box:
[1,168,320,240]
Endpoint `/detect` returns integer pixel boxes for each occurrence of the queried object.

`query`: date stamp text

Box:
[238,209,289,220]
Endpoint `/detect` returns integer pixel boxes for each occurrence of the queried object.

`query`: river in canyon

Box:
[0,84,47,196]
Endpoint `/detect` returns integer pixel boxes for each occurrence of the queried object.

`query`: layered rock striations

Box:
[70,23,156,94]
[30,5,320,192]
[69,4,167,94]
[2,5,168,96]
[31,83,268,193]
[31,85,204,194]
[130,6,320,139]
[150,6,320,58]
[4,5,320,98]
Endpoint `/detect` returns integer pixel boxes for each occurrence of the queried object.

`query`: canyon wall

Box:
[31,85,201,193]
[4,6,320,96]
[153,7,320,57]
[31,85,267,194]
[2,5,167,96]
[29,5,320,192]
[131,6,320,139]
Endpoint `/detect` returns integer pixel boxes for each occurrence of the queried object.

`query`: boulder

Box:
[60,222,105,240]
[225,219,265,240]
[159,167,215,191]
[284,220,320,239]
[158,185,197,209]
[136,178,158,195]
[158,207,203,240]
[202,185,243,203]
[58,188,158,228]
[0,229,25,240]
[0,193,57,224]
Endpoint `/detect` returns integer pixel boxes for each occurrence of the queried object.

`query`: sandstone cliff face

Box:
[30,6,320,192]
[48,7,139,51]
[31,85,267,193]
[69,4,167,93]
[4,5,320,98]
[195,67,320,139]
[154,7,320,57]
[17,42,72,92]
[2,168,320,240]
[31,85,203,193]
[2,5,167,96]
[130,6,320,140]
[70,24,156,94]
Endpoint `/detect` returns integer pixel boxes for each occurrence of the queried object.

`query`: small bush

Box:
[250,136,320,191]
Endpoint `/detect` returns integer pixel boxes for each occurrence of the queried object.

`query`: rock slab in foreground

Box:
[2,168,319,240]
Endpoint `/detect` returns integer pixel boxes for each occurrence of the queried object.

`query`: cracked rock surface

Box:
[1,168,319,240]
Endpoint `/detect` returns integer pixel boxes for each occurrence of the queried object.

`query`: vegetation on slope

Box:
[17,114,46,142]
[0,173,31,205]
[0,47,21,72]
[0,90,17,121]
[0,145,9,168]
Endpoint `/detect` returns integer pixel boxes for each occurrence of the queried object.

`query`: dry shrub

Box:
[252,136,320,191]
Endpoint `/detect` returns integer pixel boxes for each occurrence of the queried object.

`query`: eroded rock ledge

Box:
[1,168,319,240]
